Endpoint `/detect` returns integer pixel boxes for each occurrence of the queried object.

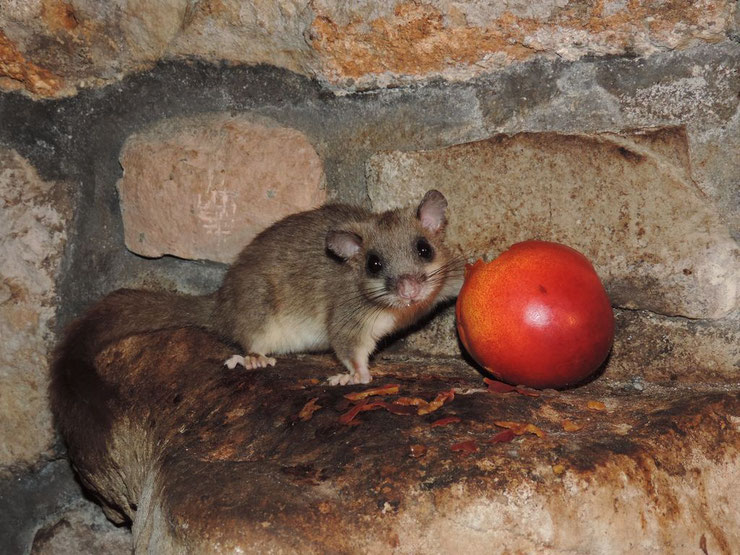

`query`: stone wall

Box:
[0,1,737,552]
[0,0,737,96]
[0,149,71,472]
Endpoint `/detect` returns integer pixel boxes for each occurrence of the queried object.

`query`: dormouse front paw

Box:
[327,372,353,386]
[326,371,372,386]
[224,354,276,370]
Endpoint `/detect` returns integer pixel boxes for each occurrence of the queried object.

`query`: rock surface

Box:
[30,501,132,555]
[0,148,71,471]
[367,128,738,319]
[0,458,131,554]
[308,0,735,90]
[0,0,736,97]
[57,326,739,553]
[117,114,326,263]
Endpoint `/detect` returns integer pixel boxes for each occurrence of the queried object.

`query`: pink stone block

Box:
[117,115,326,263]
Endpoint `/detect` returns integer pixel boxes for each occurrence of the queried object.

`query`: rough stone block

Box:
[367,128,738,319]
[0,30,62,96]
[0,0,736,96]
[117,114,326,264]
[55,327,739,553]
[308,0,735,89]
[0,148,71,471]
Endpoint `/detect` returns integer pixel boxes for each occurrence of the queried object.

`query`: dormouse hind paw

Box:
[224,354,276,370]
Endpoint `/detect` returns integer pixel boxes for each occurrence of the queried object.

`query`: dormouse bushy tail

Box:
[49,289,215,472]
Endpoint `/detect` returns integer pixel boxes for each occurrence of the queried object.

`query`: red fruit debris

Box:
[395,397,428,407]
[380,402,418,416]
[298,397,322,421]
[430,416,462,428]
[514,386,540,397]
[418,389,455,415]
[484,378,540,397]
[338,400,384,424]
[344,384,401,401]
[484,378,516,393]
[338,388,456,423]
[486,429,516,443]
[494,421,546,438]
[395,389,455,416]
[451,440,478,455]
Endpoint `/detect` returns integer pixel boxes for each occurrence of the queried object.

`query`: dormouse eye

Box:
[416,238,434,261]
[366,253,383,275]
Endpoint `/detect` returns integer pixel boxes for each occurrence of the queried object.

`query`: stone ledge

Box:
[57,327,739,553]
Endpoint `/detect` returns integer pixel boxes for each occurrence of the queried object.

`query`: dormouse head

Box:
[326,190,457,310]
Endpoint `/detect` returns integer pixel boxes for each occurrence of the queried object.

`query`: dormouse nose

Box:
[397,274,422,300]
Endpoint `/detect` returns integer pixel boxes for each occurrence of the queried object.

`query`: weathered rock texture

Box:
[57,327,739,553]
[367,128,738,319]
[0,148,71,471]
[0,458,131,554]
[118,114,326,263]
[30,501,132,555]
[1,0,736,97]
[308,0,735,89]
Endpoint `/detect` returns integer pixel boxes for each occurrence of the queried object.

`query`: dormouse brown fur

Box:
[51,190,464,402]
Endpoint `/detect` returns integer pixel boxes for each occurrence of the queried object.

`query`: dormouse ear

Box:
[326,230,363,260]
[417,189,448,233]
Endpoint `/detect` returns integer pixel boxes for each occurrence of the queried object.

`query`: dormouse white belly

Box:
[249,312,330,355]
